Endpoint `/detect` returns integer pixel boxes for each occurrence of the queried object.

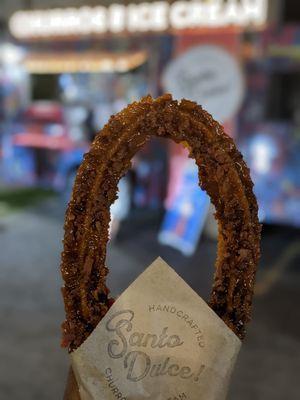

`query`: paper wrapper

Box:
[70,258,241,400]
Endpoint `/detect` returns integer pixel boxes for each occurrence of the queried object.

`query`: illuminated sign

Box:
[9,0,268,39]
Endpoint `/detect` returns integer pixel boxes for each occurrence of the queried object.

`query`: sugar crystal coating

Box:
[61,94,261,352]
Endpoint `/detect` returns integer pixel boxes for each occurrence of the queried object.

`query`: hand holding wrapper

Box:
[64,368,80,400]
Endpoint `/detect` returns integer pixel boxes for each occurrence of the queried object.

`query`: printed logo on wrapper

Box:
[71,258,241,400]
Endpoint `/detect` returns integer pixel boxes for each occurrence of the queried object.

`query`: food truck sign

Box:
[9,0,268,39]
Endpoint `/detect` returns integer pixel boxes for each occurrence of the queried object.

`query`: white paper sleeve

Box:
[71,257,241,400]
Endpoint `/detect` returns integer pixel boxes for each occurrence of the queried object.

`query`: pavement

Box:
[0,198,300,399]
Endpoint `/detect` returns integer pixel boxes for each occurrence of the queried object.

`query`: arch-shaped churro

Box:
[61,94,261,352]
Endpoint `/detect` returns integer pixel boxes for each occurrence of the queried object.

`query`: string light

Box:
[23,51,147,73]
